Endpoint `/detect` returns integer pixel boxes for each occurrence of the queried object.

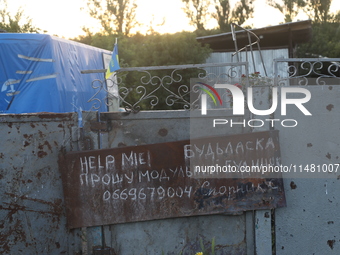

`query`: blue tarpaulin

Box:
[0,33,111,115]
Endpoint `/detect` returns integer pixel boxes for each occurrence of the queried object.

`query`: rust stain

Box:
[327,240,335,250]
[36,141,53,158]
[328,86,333,90]
[290,181,297,189]
[326,104,334,112]
[36,172,42,179]
[38,141,52,151]
[38,130,46,138]
[30,123,36,128]
[37,112,74,120]
[326,153,331,160]
[118,142,126,147]
[4,192,63,218]
[307,143,313,148]
[0,191,65,254]
[38,151,48,158]
[23,134,33,139]
[158,128,168,137]
[0,219,26,254]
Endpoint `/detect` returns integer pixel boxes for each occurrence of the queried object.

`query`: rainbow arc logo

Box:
[197,82,222,115]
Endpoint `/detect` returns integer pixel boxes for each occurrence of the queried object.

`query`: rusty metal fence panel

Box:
[274,85,340,255]
[0,113,81,255]
[78,109,266,255]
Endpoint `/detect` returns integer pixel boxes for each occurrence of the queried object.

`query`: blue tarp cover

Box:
[0,33,110,114]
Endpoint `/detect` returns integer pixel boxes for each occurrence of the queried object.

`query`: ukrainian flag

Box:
[105,43,120,79]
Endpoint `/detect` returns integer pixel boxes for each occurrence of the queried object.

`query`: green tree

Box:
[305,0,332,23]
[181,0,212,31]
[86,0,138,35]
[297,21,340,58]
[74,31,211,67]
[212,0,254,32]
[296,0,340,58]
[266,0,306,23]
[0,0,41,33]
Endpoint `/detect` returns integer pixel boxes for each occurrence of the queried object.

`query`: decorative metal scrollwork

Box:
[87,62,248,113]
[275,58,340,87]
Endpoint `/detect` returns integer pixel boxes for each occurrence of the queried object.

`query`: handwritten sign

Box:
[59,130,285,229]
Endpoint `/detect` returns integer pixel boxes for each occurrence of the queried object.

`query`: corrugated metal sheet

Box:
[205,49,289,78]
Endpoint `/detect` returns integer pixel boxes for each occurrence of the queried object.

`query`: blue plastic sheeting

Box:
[0,34,111,116]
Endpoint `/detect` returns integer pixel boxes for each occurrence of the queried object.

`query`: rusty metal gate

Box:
[0,58,286,254]
[0,113,83,254]
[73,59,284,254]
[76,109,281,255]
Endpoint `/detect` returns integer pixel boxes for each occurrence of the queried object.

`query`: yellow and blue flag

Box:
[105,43,120,79]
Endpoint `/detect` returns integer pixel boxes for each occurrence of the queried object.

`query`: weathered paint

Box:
[0,113,82,254]
[81,109,268,254]
[59,131,285,229]
[275,86,340,254]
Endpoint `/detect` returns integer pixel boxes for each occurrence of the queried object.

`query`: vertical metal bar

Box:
[274,59,278,86]
[82,227,88,255]
[247,32,257,73]
[231,23,240,63]
[255,210,272,254]
[231,23,268,77]
[246,211,255,255]
[96,111,110,254]
[257,41,268,77]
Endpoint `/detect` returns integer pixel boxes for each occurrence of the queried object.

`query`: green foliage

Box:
[267,0,336,24]
[73,31,211,110]
[85,0,138,35]
[181,0,254,33]
[74,31,211,67]
[0,0,41,33]
[297,22,340,58]
[182,0,211,31]
[267,0,306,23]
[198,237,216,255]
[296,20,340,79]
[305,0,333,23]
[118,32,211,110]
[231,0,254,27]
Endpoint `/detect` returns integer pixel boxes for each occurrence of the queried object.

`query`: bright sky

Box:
[5,0,340,39]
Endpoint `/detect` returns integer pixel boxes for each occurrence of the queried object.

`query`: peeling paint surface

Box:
[0,113,81,254]
[60,131,285,229]
[276,86,340,255]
